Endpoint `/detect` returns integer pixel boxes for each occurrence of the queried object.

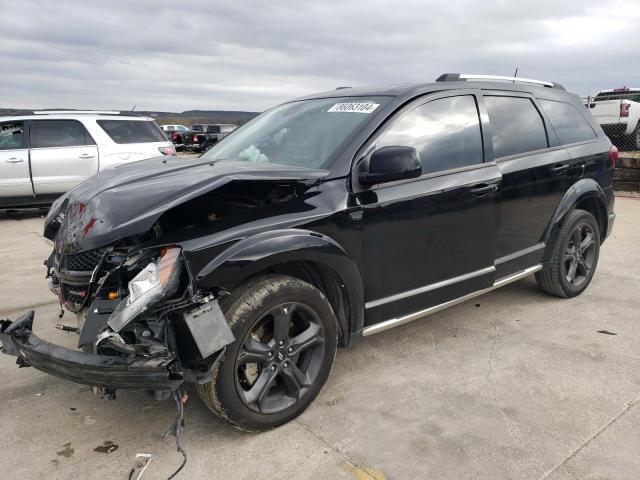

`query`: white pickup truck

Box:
[587,87,640,150]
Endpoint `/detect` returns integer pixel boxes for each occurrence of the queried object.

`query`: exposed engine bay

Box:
[0,156,330,400]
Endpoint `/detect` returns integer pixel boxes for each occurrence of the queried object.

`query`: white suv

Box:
[0,111,176,208]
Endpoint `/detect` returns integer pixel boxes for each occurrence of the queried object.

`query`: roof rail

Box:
[436,73,565,90]
[32,110,122,115]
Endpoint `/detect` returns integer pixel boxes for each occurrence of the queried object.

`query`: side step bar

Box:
[362,264,542,336]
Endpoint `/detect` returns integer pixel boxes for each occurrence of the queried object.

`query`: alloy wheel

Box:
[234,302,326,414]
[563,222,596,287]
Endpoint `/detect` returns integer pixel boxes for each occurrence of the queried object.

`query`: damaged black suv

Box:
[0,74,616,431]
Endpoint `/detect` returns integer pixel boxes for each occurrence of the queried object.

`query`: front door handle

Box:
[550,163,570,174]
[78,154,95,159]
[470,184,498,196]
[6,158,24,163]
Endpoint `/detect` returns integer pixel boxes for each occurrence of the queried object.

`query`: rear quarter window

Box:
[540,99,597,145]
[97,120,166,144]
[485,96,548,158]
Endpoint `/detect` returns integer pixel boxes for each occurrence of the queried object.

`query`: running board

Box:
[361,264,543,336]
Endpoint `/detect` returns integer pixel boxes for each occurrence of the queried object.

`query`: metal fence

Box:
[584,89,640,152]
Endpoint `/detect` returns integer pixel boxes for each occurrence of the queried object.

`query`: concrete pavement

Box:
[1,198,639,479]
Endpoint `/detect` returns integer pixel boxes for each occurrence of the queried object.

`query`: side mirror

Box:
[358,146,422,186]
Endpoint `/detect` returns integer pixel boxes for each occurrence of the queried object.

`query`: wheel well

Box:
[253,261,352,347]
[574,196,607,242]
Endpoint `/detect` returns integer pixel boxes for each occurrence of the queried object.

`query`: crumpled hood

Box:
[45,156,329,254]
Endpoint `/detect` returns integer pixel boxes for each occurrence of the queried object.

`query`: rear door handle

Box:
[470,184,498,196]
[6,158,24,163]
[550,164,570,174]
[78,154,95,159]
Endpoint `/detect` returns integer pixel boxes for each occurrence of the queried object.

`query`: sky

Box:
[1,0,639,112]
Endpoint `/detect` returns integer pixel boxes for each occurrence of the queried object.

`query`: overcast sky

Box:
[1,0,639,112]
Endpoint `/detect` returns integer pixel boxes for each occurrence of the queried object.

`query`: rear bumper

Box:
[601,123,629,137]
[0,311,183,390]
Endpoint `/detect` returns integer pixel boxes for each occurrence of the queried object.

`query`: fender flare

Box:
[192,229,365,344]
[542,178,609,261]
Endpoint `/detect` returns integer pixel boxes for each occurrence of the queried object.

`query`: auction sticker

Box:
[328,102,379,114]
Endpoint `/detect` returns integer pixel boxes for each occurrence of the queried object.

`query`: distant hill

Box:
[0,108,261,126]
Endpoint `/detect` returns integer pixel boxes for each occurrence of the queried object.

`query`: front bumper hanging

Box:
[0,311,183,391]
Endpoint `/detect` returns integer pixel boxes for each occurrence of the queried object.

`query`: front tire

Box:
[197,275,338,432]
[536,209,600,298]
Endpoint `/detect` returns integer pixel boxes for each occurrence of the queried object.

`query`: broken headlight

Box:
[107,247,183,332]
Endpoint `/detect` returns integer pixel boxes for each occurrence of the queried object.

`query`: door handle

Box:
[470,184,498,196]
[78,154,95,159]
[5,158,24,163]
[550,164,570,174]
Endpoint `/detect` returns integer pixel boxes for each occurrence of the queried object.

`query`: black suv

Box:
[0,74,616,432]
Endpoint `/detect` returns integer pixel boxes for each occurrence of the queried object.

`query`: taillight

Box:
[194,135,201,143]
[158,146,175,156]
[609,145,618,169]
[620,102,630,118]
[172,131,179,140]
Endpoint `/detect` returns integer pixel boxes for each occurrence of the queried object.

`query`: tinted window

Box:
[206,126,221,133]
[376,95,483,174]
[31,120,94,148]
[485,96,548,158]
[0,121,25,150]
[192,125,203,132]
[540,99,597,145]
[97,120,166,144]
[594,91,640,103]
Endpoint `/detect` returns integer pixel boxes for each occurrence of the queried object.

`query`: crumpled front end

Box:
[1,243,235,398]
[0,157,329,398]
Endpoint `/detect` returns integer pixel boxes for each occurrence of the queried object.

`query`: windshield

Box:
[201,97,387,169]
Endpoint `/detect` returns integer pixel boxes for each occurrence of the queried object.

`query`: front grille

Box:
[60,247,107,272]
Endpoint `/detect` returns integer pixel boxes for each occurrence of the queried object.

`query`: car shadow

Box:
[0,208,48,221]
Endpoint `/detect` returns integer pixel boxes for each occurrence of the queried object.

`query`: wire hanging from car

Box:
[166,388,188,479]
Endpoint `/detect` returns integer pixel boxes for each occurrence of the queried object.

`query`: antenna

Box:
[513,67,519,77]
[131,105,136,112]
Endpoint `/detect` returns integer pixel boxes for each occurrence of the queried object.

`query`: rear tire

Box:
[536,209,600,298]
[197,275,338,432]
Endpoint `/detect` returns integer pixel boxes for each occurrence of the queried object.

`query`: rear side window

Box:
[31,120,94,148]
[97,120,166,144]
[192,125,203,132]
[485,96,548,158]
[207,126,221,133]
[540,99,597,145]
[594,91,640,102]
[0,121,25,150]
[377,95,483,174]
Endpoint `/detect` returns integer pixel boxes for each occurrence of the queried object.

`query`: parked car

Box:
[0,111,175,208]
[0,74,616,432]
[587,87,640,150]
[184,123,237,152]
[160,124,191,151]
